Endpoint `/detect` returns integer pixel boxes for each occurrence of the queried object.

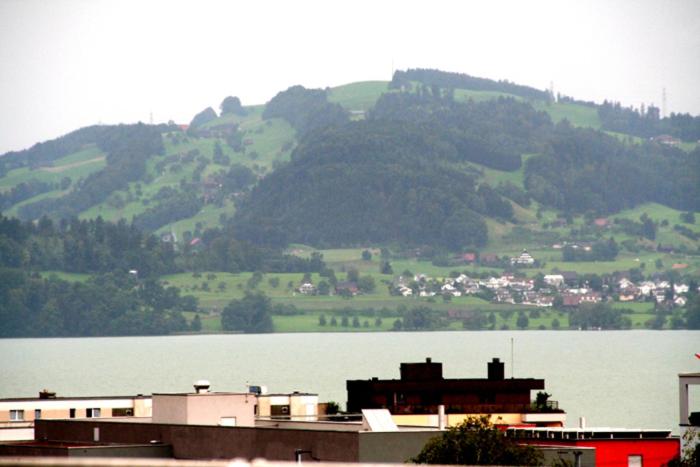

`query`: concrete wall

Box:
[0,443,172,458]
[152,393,255,427]
[35,420,360,462]
[358,431,437,463]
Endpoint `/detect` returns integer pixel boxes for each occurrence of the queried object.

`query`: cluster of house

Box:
[1,358,694,467]
[391,270,692,309]
[618,277,690,306]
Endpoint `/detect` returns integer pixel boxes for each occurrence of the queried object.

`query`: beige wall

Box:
[152,393,255,427]
[393,412,525,428]
[257,394,318,420]
[0,398,151,422]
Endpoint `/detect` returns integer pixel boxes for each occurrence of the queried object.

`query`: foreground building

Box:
[347,357,566,428]
[508,427,679,467]
[0,391,151,442]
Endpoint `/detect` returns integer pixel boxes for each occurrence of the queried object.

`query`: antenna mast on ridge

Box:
[662,87,667,118]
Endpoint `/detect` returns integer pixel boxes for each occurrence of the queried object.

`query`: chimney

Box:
[193,380,210,394]
[487,358,505,380]
[39,389,56,399]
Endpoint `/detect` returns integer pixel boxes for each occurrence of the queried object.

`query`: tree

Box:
[221,291,273,333]
[516,311,529,330]
[411,416,541,465]
[357,275,376,293]
[191,314,202,332]
[347,268,359,283]
[220,96,246,116]
[189,107,218,130]
[685,295,700,329]
[317,280,330,296]
[318,314,327,326]
[362,250,372,261]
[380,260,393,275]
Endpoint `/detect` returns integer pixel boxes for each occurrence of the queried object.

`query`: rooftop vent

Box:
[193,380,211,394]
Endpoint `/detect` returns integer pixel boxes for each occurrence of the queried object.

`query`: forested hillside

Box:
[1,68,699,336]
[2,69,697,245]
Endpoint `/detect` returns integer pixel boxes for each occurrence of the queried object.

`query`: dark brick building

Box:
[346,358,547,414]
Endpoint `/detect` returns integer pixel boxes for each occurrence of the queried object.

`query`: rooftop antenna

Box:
[661,87,667,118]
[149,111,154,125]
[511,337,514,378]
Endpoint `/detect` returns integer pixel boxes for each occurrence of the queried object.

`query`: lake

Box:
[1,330,698,433]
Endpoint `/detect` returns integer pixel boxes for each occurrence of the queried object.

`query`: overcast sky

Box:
[1,0,699,154]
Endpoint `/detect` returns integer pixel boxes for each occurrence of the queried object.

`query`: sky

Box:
[1,0,699,154]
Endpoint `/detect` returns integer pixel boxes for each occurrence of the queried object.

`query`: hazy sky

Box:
[1,0,699,154]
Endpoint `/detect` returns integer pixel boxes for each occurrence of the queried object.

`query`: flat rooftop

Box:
[0,395,149,402]
[508,426,673,439]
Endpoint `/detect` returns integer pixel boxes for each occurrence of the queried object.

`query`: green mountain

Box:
[1,69,698,252]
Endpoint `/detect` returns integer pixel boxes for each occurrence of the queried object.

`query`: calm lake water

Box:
[1,331,699,433]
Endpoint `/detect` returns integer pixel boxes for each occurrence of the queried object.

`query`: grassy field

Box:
[0,145,106,192]
[328,81,391,111]
[42,265,677,332]
[532,100,601,128]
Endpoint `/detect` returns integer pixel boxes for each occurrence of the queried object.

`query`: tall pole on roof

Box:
[511,337,514,378]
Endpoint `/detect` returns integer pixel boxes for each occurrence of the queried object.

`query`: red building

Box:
[508,427,680,467]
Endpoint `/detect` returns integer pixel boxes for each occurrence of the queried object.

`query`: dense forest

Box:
[0,213,327,336]
[370,91,551,170]
[233,119,499,249]
[391,68,550,101]
[525,123,700,213]
[0,269,194,337]
[263,85,349,137]
[235,84,699,249]
[0,213,326,277]
[598,101,700,141]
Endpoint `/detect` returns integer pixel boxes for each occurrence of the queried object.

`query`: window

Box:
[628,455,642,467]
[34,409,41,420]
[10,410,24,421]
[69,408,76,418]
[86,408,101,418]
[271,405,290,418]
[112,408,133,417]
